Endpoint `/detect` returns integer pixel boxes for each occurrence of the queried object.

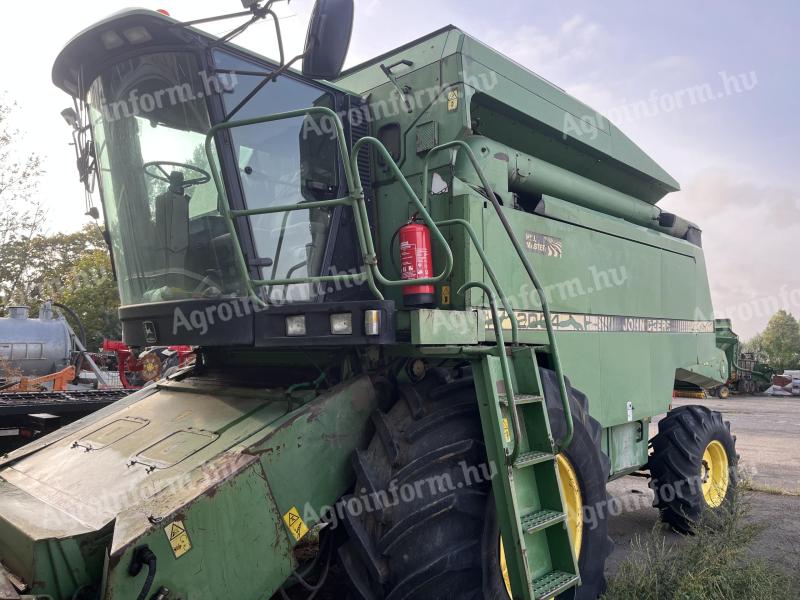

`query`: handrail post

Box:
[459,281,521,463]
[436,218,519,345]
[349,137,454,288]
[423,141,574,450]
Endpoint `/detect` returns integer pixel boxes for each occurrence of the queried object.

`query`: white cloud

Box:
[483,14,606,82]
[666,168,800,338]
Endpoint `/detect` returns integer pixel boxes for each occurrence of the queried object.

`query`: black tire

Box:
[538,369,613,600]
[718,385,731,400]
[337,368,611,600]
[337,369,489,600]
[649,405,738,533]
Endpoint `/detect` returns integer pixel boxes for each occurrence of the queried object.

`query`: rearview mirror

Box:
[302,0,354,80]
[61,107,80,130]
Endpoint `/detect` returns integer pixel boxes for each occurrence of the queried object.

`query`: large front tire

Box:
[338,369,611,600]
[337,370,490,599]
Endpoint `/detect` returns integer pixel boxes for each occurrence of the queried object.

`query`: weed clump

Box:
[603,486,794,600]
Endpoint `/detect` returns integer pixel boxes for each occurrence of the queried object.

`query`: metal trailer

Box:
[0,3,737,600]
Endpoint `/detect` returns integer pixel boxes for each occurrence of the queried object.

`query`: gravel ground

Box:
[606,394,800,585]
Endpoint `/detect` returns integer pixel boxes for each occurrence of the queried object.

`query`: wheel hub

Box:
[701,440,730,508]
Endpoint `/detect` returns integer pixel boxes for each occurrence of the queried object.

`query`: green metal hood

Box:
[336,26,680,205]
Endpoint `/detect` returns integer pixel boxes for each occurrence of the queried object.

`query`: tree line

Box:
[742,310,800,373]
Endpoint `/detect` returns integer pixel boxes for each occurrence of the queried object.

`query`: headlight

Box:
[364,310,381,336]
[286,315,307,336]
[330,313,353,335]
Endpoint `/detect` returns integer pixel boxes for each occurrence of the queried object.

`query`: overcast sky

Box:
[0,0,797,338]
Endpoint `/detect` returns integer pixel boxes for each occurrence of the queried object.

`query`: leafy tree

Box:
[1,224,107,306]
[0,97,44,302]
[0,95,120,350]
[22,225,106,301]
[761,310,800,372]
[0,223,119,349]
[57,248,120,350]
[741,332,767,361]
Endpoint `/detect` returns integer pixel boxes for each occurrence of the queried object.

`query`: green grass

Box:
[602,486,795,600]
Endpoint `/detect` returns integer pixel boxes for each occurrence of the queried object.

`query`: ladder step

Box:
[520,509,566,534]
[498,393,544,406]
[513,450,554,469]
[533,570,580,599]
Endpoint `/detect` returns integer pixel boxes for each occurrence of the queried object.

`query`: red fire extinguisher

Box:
[399,218,436,307]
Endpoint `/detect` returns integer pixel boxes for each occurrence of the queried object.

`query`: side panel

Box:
[468,192,721,431]
[105,463,290,600]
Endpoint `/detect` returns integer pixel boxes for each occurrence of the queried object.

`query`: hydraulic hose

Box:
[128,546,157,600]
[52,301,88,376]
[52,301,87,349]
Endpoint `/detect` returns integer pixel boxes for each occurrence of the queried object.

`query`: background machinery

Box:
[0,302,133,451]
[712,318,774,397]
[0,2,739,599]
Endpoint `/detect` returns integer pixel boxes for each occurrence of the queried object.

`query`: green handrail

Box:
[423,140,574,450]
[436,218,519,345]
[204,106,381,305]
[459,281,522,463]
[205,110,457,305]
[204,106,572,449]
[349,136,454,288]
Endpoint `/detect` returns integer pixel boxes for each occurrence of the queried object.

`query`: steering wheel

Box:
[144,161,211,192]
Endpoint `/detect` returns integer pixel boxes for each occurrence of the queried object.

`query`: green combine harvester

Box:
[710,319,774,397]
[0,2,739,599]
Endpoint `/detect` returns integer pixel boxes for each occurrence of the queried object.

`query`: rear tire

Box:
[649,405,738,533]
[337,368,611,600]
[537,369,613,600]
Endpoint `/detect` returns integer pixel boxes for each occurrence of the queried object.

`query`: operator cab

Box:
[53,3,392,347]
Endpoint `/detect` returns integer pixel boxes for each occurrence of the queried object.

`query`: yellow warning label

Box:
[447,90,459,111]
[441,285,451,305]
[283,506,309,542]
[164,520,192,559]
[502,418,511,443]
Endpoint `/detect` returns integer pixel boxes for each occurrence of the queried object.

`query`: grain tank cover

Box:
[336,26,680,205]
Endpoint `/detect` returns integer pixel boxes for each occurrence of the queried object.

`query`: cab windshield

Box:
[89,51,340,306]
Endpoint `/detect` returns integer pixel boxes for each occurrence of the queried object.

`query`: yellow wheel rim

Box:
[501,454,583,596]
[701,440,730,508]
[556,454,583,558]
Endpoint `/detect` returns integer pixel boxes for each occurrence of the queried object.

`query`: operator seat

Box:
[153,170,190,292]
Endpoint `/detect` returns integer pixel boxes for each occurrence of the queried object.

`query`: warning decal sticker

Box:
[447,90,459,111]
[164,520,192,558]
[283,506,309,542]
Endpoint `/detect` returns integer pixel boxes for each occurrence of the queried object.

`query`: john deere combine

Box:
[0,2,738,599]
[711,319,774,397]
